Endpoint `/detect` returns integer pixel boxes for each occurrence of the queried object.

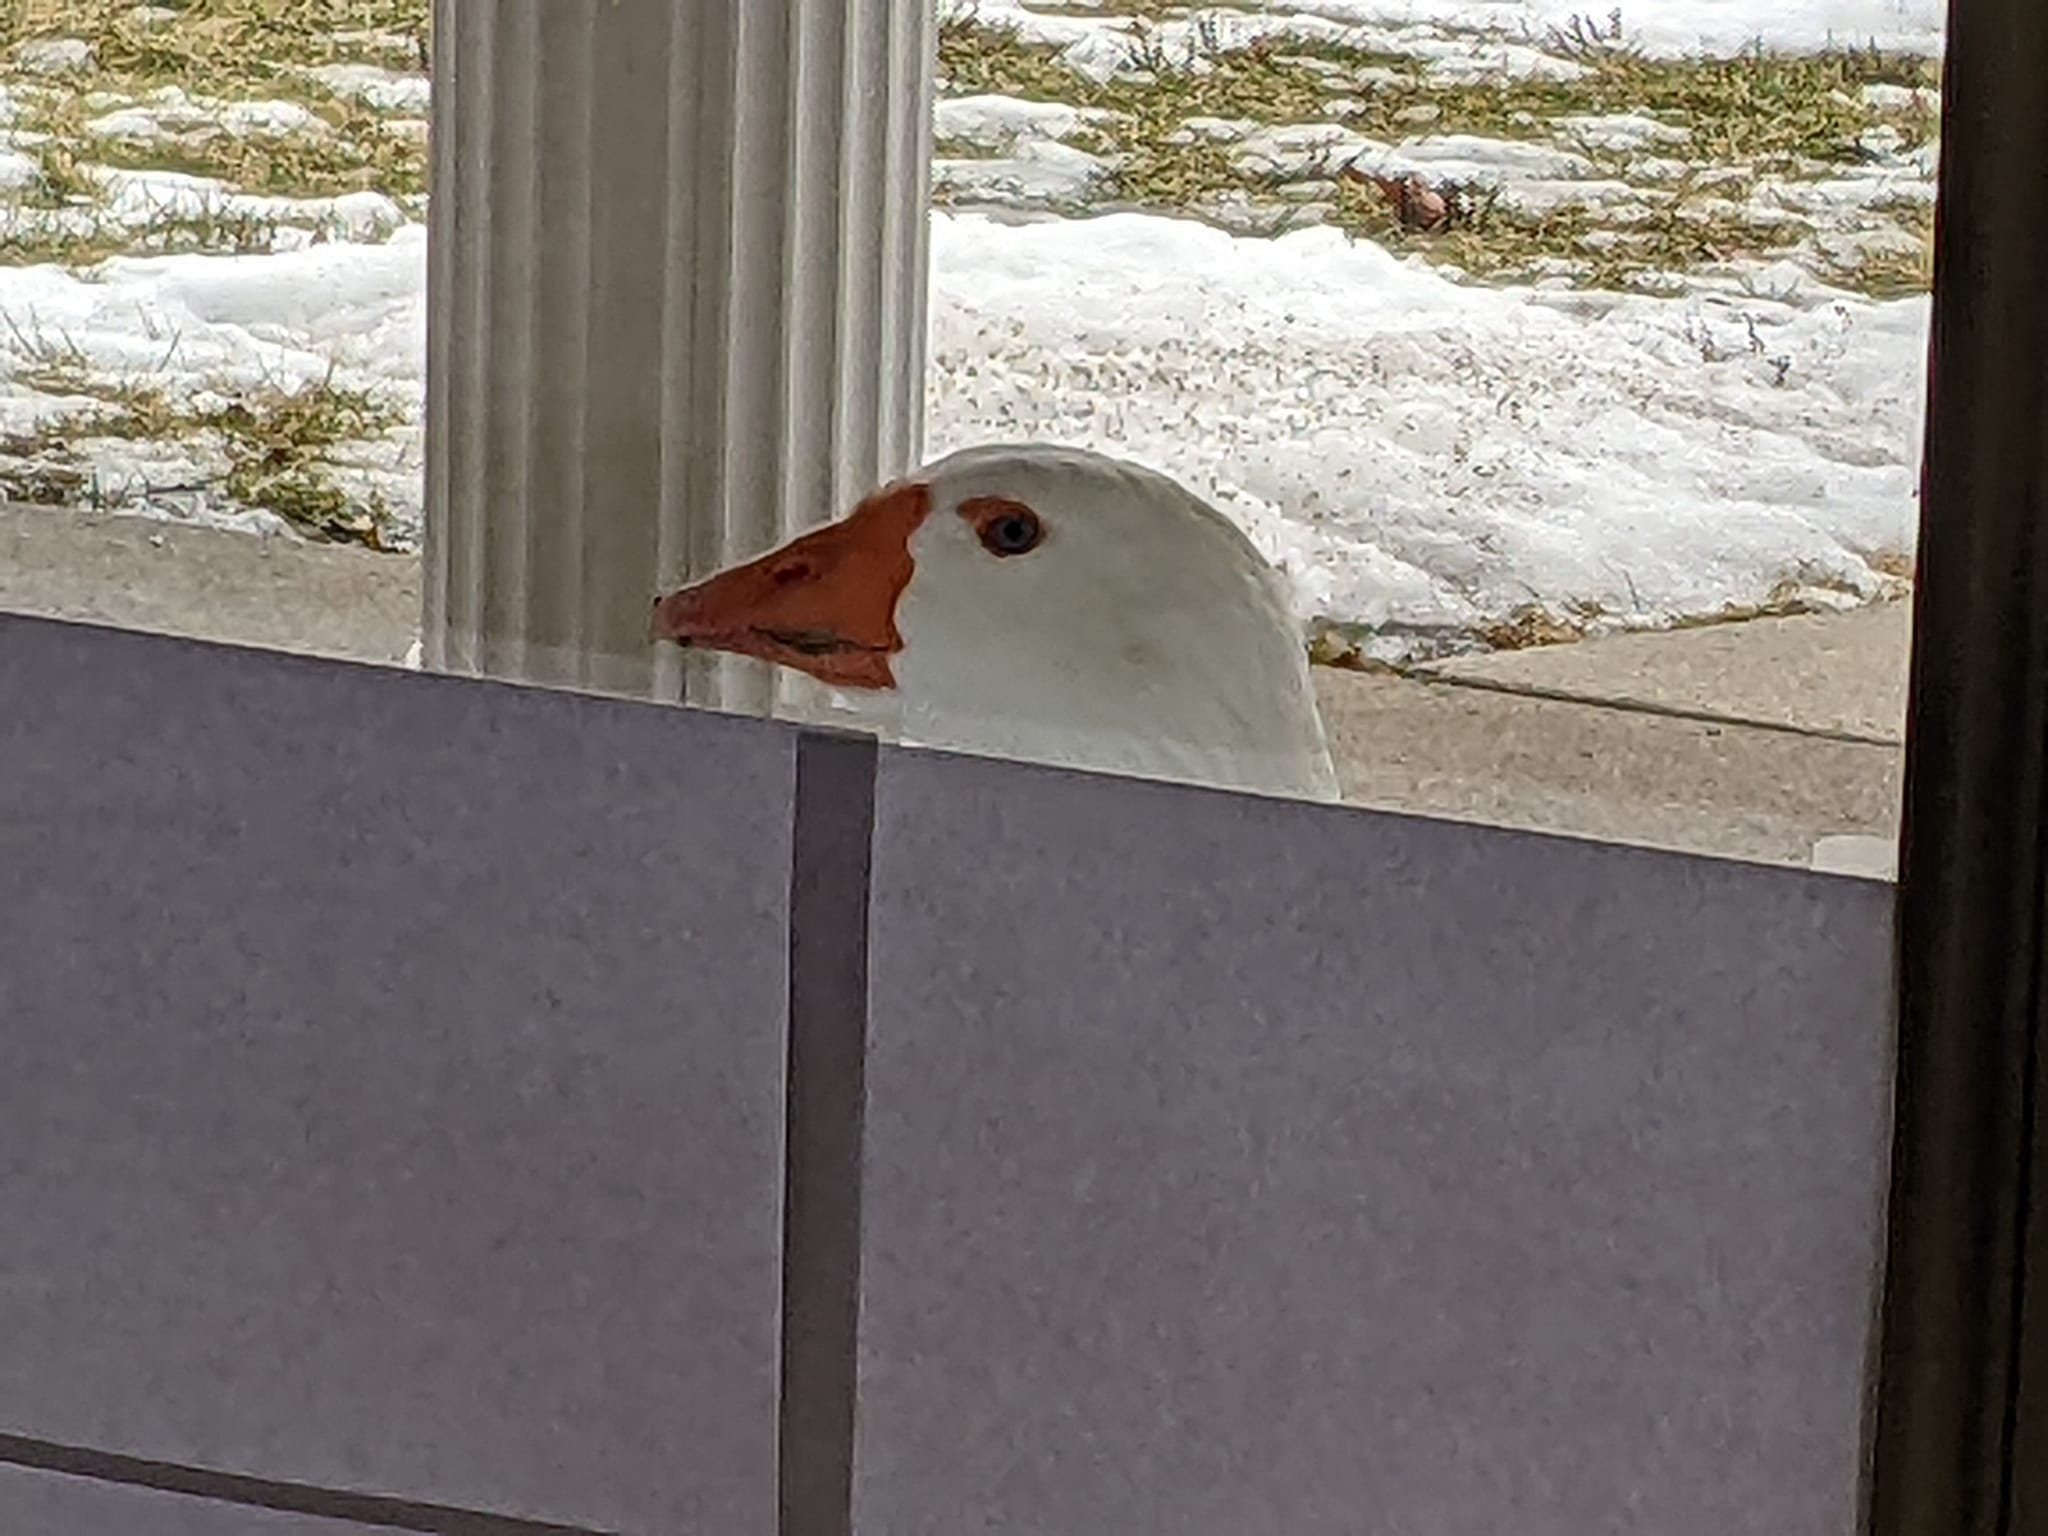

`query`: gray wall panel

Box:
[857,746,1895,1535]
[0,613,1901,1536]
[0,616,794,1536]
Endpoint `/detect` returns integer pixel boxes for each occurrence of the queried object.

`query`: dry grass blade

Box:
[935,6,1934,297]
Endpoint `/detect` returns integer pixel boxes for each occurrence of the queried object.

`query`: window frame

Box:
[1868,3,2048,1532]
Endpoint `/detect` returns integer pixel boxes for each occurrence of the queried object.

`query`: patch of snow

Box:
[306,63,431,115]
[1232,123,1384,179]
[962,0,1521,84]
[1860,83,1937,112]
[1419,40,1587,83]
[0,193,1928,657]
[934,94,1093,148]
[1804,225,1923,278]
[327,28,423,57]
[1385,102,1444,128]
[1356,63,1417,87]
[935,141,1107,208]
[86,88,326,143]
[85,106,165,140]
[1054,31,1147,85]
[1491,176,1642,215]
[1193,190,1331,237]
[1629,156,1697,183]
[949,0,1943,83]
[1758,173,1933,215]
[0,232,423,537]
[1147,9,1384,59]
[0,230,425,387]
[128,86,215,132]
[1170,116,1259,145]
[84,168,408,244]
[1553,112,1691,153]
[924,209,1924,652]
[1377,134,1597,183]
[218,99,327,138]
[49,431,300,536]
[951,0,1101,53]
[1251,0,1945,58]
[16,38,95,77]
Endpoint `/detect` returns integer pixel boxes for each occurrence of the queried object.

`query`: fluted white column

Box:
[424,0,935,708]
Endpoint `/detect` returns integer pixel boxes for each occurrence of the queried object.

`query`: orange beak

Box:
[648,480,931,691]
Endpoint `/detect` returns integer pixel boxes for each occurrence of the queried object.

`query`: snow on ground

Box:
[1283,0,1945,57]
[305,61,432,115]
[982,0,1946,68]
[0,1,1940,658]
[0,204,1922,658]
[932,210,1923,656]
[0,230,424,537]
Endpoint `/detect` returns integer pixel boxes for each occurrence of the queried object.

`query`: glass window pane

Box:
[0,0,1927,865]
[0,1,1927,1531]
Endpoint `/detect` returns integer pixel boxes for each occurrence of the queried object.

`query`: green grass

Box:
[944,7,1936,164]
[0,202,317,267]
[0,345,409,543]
[7,2,1939,299]
[1829,193,1933,297]
[935,6,1937,296]
[0,1,429,545]
[17,135,99,208]
[1359,19,1936,168]
[88,109,426,199]
[1329,172,1808,290]
[1,0,430,205]
[210,377,407,545]
[0,0,1935,554]
[1,0,430,85]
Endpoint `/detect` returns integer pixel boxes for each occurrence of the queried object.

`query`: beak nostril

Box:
[770,561,813,587]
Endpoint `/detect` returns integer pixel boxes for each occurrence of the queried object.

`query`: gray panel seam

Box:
[1407,671,1902,748]
[778,727,879,1536]
[0,1433,616,1534]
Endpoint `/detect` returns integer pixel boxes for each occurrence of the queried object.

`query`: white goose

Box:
[650,443,1341,802]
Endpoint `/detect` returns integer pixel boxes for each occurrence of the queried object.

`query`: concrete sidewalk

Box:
[1419,604,1908,746]
[0,502,1907,873]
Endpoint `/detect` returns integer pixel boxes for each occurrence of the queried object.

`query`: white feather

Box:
[828,443,1341,802]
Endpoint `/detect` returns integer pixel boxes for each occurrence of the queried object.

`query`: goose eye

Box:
[964,498,1045,558]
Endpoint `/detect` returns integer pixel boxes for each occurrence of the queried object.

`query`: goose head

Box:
[651,443,1340,801]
